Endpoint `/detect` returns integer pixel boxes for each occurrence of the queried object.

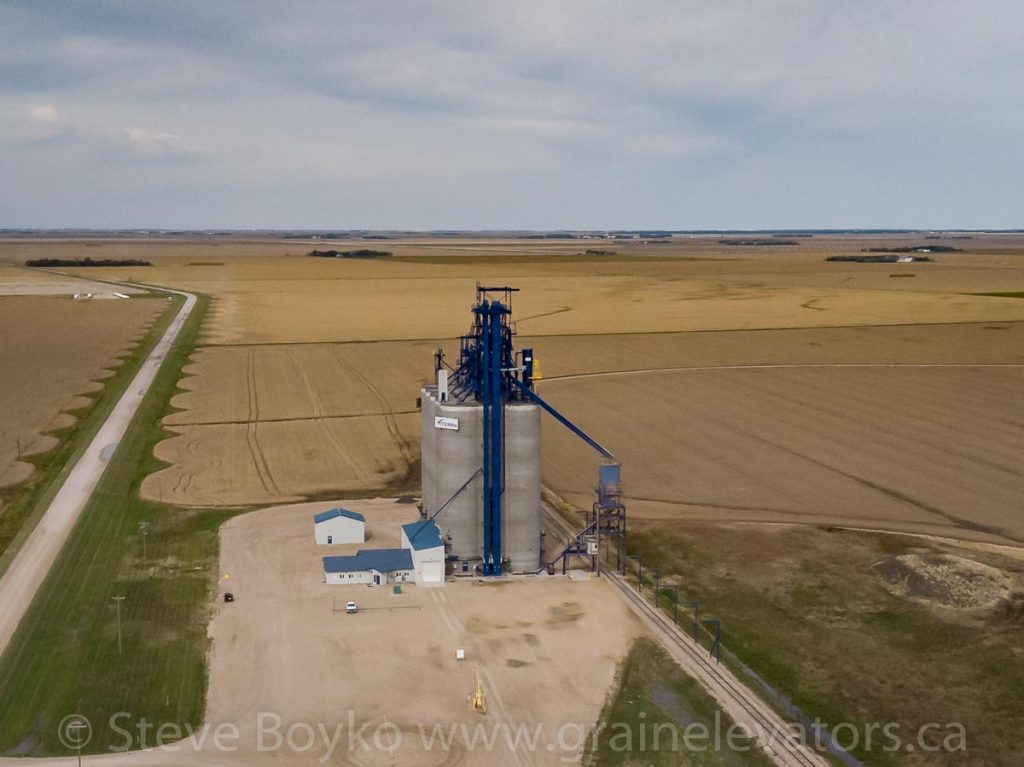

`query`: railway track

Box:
[542,506,830,767]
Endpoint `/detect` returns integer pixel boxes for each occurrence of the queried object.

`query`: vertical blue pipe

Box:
[489,302,504,573]
[480,302,493,574]
[479,299,507,576]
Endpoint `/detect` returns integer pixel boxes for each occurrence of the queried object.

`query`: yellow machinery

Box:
[470,668,487,714]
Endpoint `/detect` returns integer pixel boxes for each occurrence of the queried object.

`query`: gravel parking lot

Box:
[204,498,645,766]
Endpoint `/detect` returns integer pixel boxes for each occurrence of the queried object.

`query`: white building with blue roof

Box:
[400,519,446,584]
[323,549,414,586]
[313,508,365,545]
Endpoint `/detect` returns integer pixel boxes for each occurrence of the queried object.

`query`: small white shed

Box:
[401,520,446,585]
[313,508,365,545]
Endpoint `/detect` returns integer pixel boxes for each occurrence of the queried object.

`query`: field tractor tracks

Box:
[515,305,571,325]
[800,298,827,312]
[246,349,280,496]
[731,418,1022,545]
[330,348,415,466]
[289,348,353,471]
[290,347,326,420]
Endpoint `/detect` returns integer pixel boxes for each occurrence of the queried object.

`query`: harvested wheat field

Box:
[0,260,144,297]
[146,413,420,506]
[163,342,433,426]
[8,235,1023,544]
[540,364,1024,546]
[142,342,432,505]
[0,295,162,493]
[525,321,1024,378]
[196,273,1024,345]
[5,235,1023,345]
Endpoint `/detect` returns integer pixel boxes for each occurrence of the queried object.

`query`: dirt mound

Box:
[875,553,1011,609]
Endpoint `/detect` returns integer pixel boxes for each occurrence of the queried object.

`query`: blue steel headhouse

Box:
[444,286,523,575]
[430,286,625,577]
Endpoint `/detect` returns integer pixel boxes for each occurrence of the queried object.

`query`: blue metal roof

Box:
[402,520,443,551]
[314,508,365,524]
[323,549,413,574]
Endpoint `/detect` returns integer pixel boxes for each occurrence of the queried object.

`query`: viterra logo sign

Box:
[434,417,459,431]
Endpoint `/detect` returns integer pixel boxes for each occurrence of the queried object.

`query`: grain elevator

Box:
[420,286,625,577]
[420,287,541,574]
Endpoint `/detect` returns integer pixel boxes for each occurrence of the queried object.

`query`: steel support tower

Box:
[441,285,625,576]
[448,286,518,575]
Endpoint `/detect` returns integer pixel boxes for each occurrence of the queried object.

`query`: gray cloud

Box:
[1,0,1022,228]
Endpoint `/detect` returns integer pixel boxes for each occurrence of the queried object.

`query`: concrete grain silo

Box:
[502,401,541,570]
[420,383,542,573]
[422,390,483,561]
[420,288,625,579]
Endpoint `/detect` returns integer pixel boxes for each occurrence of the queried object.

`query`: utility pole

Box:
[702,619,722,663]
[683,599,700,643]
[112,595,126,655]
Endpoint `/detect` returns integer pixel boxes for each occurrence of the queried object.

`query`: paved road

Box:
[0,286,196,657]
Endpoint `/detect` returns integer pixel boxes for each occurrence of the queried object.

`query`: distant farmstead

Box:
[313,508,365,545]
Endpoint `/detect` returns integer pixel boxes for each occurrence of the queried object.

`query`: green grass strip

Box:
[587,638,775,767]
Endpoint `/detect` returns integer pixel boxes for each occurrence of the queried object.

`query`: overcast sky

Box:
[1,1,1022,230]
